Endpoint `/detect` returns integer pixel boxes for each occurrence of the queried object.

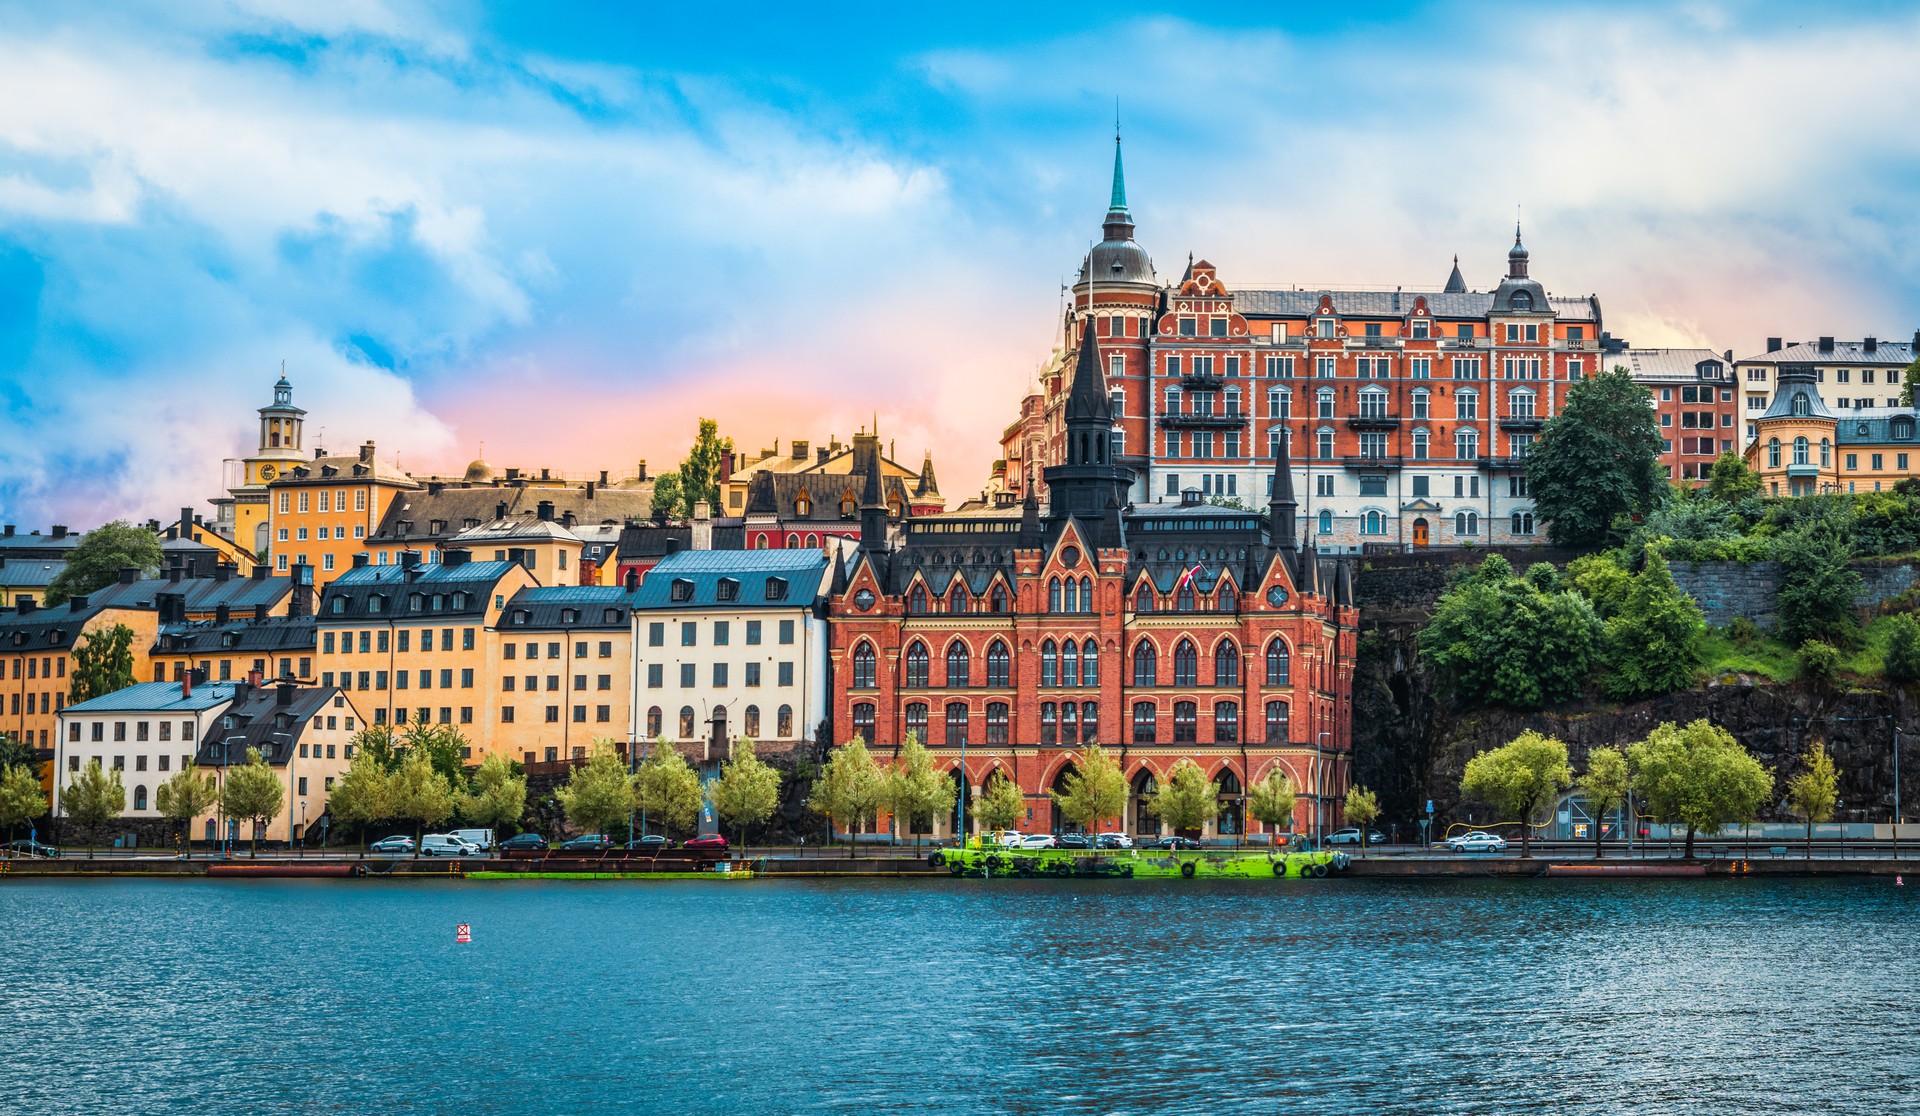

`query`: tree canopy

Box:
[1048,744,1127,837]
[1706,450,1761,502]
[69,624,138,705]
[555,745,635,838]
[973,771,1025,835]
[219,747,285,854]
[1460,730,1571,858]
[1600,552,1705,700]
[387,747,457,846]
[1343,785,1381,856]
[1784,739,1839,860]
[1145,759,1219,835]
[460,753,528,833]
[1421,556,1602,709]
[651,418,734,520]
[44,521,163,606]
[154,763,217,857]
[709,737,784,852]
[62,758,124,857]
[1577,746,1631,859]
[808,738,882,856]
[0,763,49,842]
[878,733,956,847]
[1774,519,1864,646]
[1246,769,1296,836]
[1627,719,1773,858]
[636,739,703,836]
[1525,368,1664,547]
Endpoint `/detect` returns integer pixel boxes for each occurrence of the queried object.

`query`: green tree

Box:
[635,739,703,838]
[0,763,49,846]
[973,771,1026,836]
[1798,639,1841,684]
[1706,450,1762,502]
[1774,521,1863,646]
[1899,355,1920,407]
[708,737,783,853]
[350,725,405,772]
[0,733,43,782]
[1885,613,1920,684]
[1048,744,1128,841]
[1601,553,1705,700]
[153,762,216,858]
[1526,368,1664,547]
[1578,746,1631,860]
[328,746,395,844]
[808,737,883,858]
[1145,758,1219,837]
[651,418,734,520]
[1246,769,1296,841]
[1343,785,1381,858]
[1460,730,1572,858]
[219,747,286,857]
[1566,553,1633,620]
[388,747,456,851]
[648,472,684,520]
[62,757,124,858]
[401,722,471,787]
[555,745,635,841]
[1785,739,1839,861]
[1421,555,1603,709]
[43,520,162,606]
[459,752,528,837]
[68,624,137,705]
[1627,719,1774,859]
[879,733,957,850]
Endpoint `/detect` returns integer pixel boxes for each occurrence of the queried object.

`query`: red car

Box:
[682,834,729,852]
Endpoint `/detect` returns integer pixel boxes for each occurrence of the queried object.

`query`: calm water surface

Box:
[1,875,1914,1114]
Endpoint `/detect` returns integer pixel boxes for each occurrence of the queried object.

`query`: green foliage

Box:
[807,737,882,854]
[973,771,1025,834]
[349,726,405,772]
[1627,719,1774,858]
[328,746,395,836]
[154,763,217,856]
[1601,553,1705,700]
[220,747,286,855]
[636,738,703,836]
[43,520,162,606]
[1460,730,1571,857]
[1144,758,1219,834]
[1566,553,1633,620]
[1785,739,1839,859]
[555,744,635,838]
[400,722,470,786]
[1884,613,1920,683]
[1048,743,1128,836]
[878,733,957,846]
[0,763,49,841]
[1526,368,1664,547]
[1698,626,1799,682]
[68,624,137,705]
[1706,451,1762,502]
[1246,769,1295,834]
[61,758,124,857]
[651,418,735,520]
[1343,785,1381,857]
[1578,747,1631,858]
[1775,521,1863,646]
[388,747,457,844]
[0,733,42,782]
[1797,639,1841,683]
[648,472,684,520]
[460,752,528,833]
[1420,555,1602,709]
[709,737,784,851]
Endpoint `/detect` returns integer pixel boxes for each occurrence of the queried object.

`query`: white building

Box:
[56,679,237,822]
[630,549,830,759]
[1736,334,1918,446]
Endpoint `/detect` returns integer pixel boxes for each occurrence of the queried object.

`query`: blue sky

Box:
[3,1,1918,526]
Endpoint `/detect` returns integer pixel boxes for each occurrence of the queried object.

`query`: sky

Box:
[3,1,1919,528]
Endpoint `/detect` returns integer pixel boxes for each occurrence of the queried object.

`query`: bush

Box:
[1885,614,1920,684]
[1601,553,1706,700]
[1775,523,1863,646]
[1798,639,1841,684]
[1420,556,1602,710]
[1728,616,1760,646]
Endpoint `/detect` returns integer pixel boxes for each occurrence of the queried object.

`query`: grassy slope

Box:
[1697,614,1904,684]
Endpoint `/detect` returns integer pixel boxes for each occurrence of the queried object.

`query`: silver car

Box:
[1446,831,1508,853]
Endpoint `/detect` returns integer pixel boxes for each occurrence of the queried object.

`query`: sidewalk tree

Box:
[635,739,703,838]
[1145,758,1219,837]
[0,733,44,782]
[460,752,528,838]
[1526,368,1663,547]
[1246,769,1296,842]
[328,747,395,844]
[43,520,162,606]
[1460,731,1572,858]
[1343,785,1381,858]
[808,737,883,858]
[709,736,783,854]
[1048,744,1128,840]
[388,747,456,851]
[402,722,471,786]
[1578,746,1631,860]
[351,725,405,772]
[879,733,955,850]
[69,623,137,705]
[556,745,636,840]
[974,771,1026,835]
[0,763,49,847]
[1627,719,1774,859]
[1785,739,1840,861]
[219,747,285,857]
[153,763,216,858]
[62,758,125,858]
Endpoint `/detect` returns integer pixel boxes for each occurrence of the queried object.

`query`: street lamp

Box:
[1315,731,1332,843]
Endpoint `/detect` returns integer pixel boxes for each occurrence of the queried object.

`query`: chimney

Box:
[442,548,471,568]
[180,506,194,538]
[254,604,267,622]
[51,525,66,539]
[1865,336,1878,353]
[251,565,269,581]
[352,553,370,568]
[636,460,648,482]
[1767,337,1782,353]
[248,669,263,686]
[359,440,376,464]
[586,481,596,499]
[232,680,249,705]
[561,510,576,528]
[68,595,88,613]
[191,667,208,687]
[214,562,234,583]
[537,500,555,522]
[277,680,295,707]
[216,604,231,625]
[181,669,192,698]
[118,566,139,585]
[599,470,609,486]
[665,538,680,555]
[791,440,809,461]
[428,481,443,496]
[692,501,712,551]
[2,525,12,537]
[817,447,829,466]
[540,468,550,481]
[505,467,520,482]
[1819,336,1835,352]
[166,566,183,584]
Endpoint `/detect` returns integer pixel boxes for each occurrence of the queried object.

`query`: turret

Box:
[1269,427,1297,549]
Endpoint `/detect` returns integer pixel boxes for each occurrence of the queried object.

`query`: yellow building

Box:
[267,441,418,585]
[223,376,311,560]
[1,598,159,788]
[1746,362,1920,496]
[490,585,642,765]
[444,518,584,586]
[722,436,943,517]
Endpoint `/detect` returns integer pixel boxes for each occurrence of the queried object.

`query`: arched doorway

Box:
[1131,769,1160,838]
[1216,768,1244,844]
[1412,518,1429,547]
[1049,764,1080,834]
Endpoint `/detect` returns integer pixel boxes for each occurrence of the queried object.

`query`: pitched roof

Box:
[1736,339,1916,366]
[1832,408,1920,446]
[615,521,748,562]
[1234,288,1600,323]
[270,449,415,488]
[156,615,316,656]
[65,680,239,715]
[447,518,583,545]
[631,550,828,610]
[742,470,913,520]
[196,686,347,766]
[88,572,293,615]
[1611,348,1730,383]
[0,558,64,589]
[319,559,523,621]
[0,596,128,651]
[497,586,643,631]
[372,484,652,544]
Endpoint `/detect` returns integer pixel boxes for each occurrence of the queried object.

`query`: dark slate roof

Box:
[66,680,239,715]
[273,450,414,488]
[498,586,644,632]
[1234,289,1600,323]
[373,485,653,544]
[615,522,748,562]
[196,685,344,767]
[1833,409,1920,447]
[0,532,82,557]
[0,558,64,589]
[156,615,316,656]
[631,550,828,610]
[88,572,293,615]
[318,560,521,622]
[0,597,125,652]
[1760,368,1837,421]
[1737,339,1916,366]
[742,470,913,520]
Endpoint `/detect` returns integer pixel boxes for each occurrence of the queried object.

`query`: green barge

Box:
[927,843,1350,880]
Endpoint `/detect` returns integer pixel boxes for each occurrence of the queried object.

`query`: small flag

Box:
[1172,564,1205,594]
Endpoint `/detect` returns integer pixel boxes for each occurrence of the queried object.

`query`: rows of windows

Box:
[645,703,797,739]
[646,619,794,647]
[643,660,796,689]
[1130,639,1287,687]
[1130,700,1288,743]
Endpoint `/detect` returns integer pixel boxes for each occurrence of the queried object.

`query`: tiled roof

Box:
[195,686,345,766]
[319,560,522,621]
[632,550,828,610]
[498,586,643,631]
[65,680,238,715]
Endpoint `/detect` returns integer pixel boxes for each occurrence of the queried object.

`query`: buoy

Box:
[455,923,472,944]
[1899,876,1905,887]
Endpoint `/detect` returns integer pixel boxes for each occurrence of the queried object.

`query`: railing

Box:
[1339,455,1405,469]
[1497,416,1544,432]
[1158,412,1249,429]
[1180,374,1228,391]
[1442,337,1485,350]
[1345,337,1402,349]
[1346,414,1402,430]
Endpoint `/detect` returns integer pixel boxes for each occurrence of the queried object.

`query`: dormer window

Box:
[765,577,788,602]
[603,609,622,624]
[511,610,529,626]
[717,578,740,602]
[1792,394,1811,417]
[368,595,386,615]
[330,596,347,615]
[431,594,445,611]
[1895,418,1915,441]
[670,578,695,603]
[408,593,425,612]
[451,592,469,610]
[839,494,856,518]
[561,609,579,624]
[1510,291,1533,312]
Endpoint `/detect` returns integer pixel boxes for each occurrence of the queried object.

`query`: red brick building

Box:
[1608,348,1739,484]
[829,325,1358,843]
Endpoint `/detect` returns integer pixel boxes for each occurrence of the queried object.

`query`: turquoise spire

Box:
[1108,134,1128,214]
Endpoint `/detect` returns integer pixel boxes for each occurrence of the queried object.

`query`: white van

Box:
[421,834,480,857]
[451,828,495,852]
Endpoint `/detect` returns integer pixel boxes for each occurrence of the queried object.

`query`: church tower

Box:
[231,374,310,558]
[1043,323,1135,541]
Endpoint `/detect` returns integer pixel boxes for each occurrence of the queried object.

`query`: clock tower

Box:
[231,375,309,558]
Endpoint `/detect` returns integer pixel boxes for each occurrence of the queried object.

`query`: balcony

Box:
[1483,455,1532,469]
[1442,337,1485,350]
[1498,416,1544,432]
[1158,410,1249,429]
[1339,455,1405,469]
[1344,336,1402,350]
[1346,413,1402,431]
[1180,374,1227,391]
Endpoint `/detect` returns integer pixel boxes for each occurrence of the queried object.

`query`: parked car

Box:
[421,834,480,857]
[1019,834,1057,850]
[995,830,1025,848]
[559,834,614,853]
[1326,827,1387,846]
[369,836,414,855]
[626,834,673,852]
[5,838,60,858]
[1095,833,1134,850]
[1446,831,1509,854]
[682,834,729,853]
[1149,836,1201,851]
[1055,834,1092,849]
[498,833,547,852]
[451,828,495,853]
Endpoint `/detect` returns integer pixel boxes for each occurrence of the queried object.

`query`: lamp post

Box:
[1315,730,1332,843]
[300,801,307,859]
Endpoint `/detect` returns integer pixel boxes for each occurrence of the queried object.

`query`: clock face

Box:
[258,464,276,481]
[1060,546,1081,569]
[853,589,876,611]
[1266,585,1290,607]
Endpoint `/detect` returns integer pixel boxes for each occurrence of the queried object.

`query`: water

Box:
[1,876,1914,1114]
